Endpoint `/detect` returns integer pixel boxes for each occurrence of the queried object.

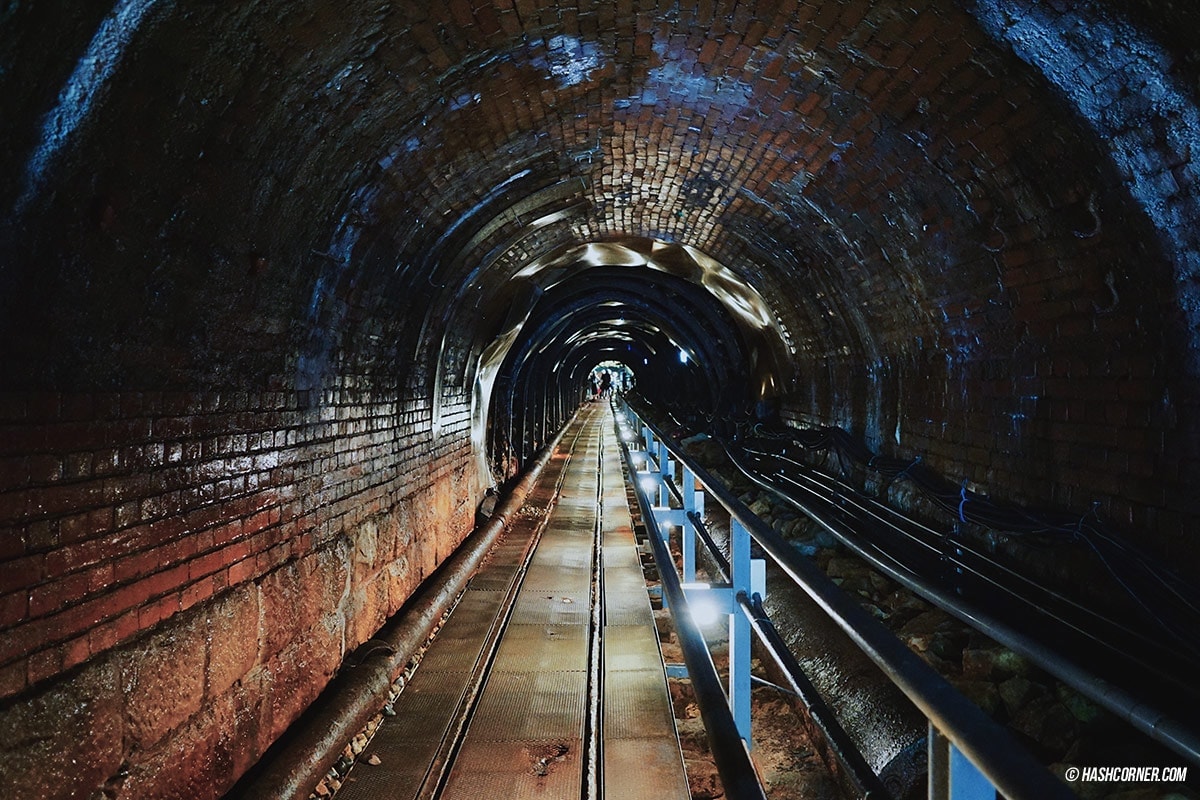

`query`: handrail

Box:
[739,592,891,799]
[620,406,892,798]
[624,402,1075,800]
[617,420,769,800]
[687,510,730,576]
[731,445,1200,766]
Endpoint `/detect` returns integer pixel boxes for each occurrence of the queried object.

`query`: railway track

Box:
[328,404,692,800]
[288,399,1196,800]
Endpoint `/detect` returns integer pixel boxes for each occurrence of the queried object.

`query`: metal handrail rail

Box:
[738,591,892,798]
[617,423,769,800]
[731,444,1200,766]
[626,403,1075,800]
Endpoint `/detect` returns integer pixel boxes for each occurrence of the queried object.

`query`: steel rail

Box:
[584,420,605,800]
[751,453,1169,664]
[759,454,1192,675]
[746,443,1198,670]
[629,408,1076,800]
[228,408,581,800]
[417,412,594,800]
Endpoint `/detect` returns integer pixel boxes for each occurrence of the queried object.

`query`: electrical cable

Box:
[728,416,1200,662]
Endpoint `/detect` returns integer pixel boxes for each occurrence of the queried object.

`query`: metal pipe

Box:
[618,431,768,800]
[739,592,891,800]
[733,448,1200,767]
[632,410,1074,800]
[227,417,571,800]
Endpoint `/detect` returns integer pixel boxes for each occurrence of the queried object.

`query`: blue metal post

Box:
[929,724,998,800]
[949,741,996,800]
[730,518,752,746]
[657,441,671,506]
[682,468,696,582]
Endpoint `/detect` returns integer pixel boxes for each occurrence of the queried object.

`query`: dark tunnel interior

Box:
[2,0,1200,796]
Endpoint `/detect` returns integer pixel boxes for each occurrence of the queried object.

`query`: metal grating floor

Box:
[440,740,584,800]
[596,430,690,800]
[464,670,588,741]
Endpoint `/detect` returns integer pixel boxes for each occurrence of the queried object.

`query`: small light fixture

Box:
[682,582,723,627]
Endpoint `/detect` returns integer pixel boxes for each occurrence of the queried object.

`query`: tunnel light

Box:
[638,472,658,494]
[682,583,724,628]
[678,348,689,364]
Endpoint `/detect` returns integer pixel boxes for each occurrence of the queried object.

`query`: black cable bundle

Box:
[741,419,1200,658]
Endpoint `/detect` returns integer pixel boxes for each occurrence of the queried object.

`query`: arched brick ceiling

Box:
[2,1,1199,551]
[491,260,764,411]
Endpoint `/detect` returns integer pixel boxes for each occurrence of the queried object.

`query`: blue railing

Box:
[614,400,1074,800]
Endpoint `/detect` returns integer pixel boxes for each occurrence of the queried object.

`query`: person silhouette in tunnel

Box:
[598,370,612,398]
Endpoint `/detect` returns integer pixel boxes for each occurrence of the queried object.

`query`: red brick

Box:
[26,645,63,685]
[62,634,91,670]
[29,482,106,520]
[27,455,63,483]
[87,609,140,655]
[0,427,46,457]
[138,593,181,628]
[0,658,25,698]
[87,562,116,594]
[0,526,26,560]
[188,545,240,582]
[113,550,160,584]
[0,456,27,492]
[0,590,28,626]
[0,615,45,663]
[0,553,45,594]
[181,576,216,611]
[28,570,92,617]
[57,508,110,544]
[140,562,192,601]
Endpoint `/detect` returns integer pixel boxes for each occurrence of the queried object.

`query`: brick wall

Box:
[0,384,478,798]
[782,344,1198,568]
[3,0,1200,793]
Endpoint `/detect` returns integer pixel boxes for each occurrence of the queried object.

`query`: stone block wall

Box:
[0,385,477,798]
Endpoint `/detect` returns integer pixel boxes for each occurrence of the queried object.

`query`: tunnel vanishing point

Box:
[2,1,1200,797]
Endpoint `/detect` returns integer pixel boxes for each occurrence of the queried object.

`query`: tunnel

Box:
[1,1,1199,797]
